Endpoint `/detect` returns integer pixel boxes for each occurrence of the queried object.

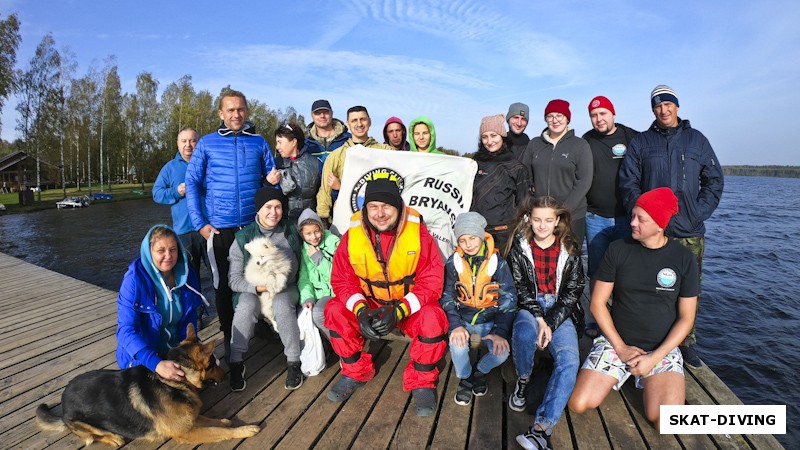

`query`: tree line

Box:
[722,166,800,178]
[0,14,305,199]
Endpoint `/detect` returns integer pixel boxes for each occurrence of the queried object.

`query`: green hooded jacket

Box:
[408,116,443,154]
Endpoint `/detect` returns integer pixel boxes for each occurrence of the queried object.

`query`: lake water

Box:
[0,176,797,447]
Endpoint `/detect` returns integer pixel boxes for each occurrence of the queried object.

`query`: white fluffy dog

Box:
[243,236,293,329]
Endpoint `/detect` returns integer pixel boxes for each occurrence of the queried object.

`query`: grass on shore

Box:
[0,183,155,214]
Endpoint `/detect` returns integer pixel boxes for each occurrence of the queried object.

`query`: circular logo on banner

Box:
[612,143,627,157]
[349,168,405,212]
[657,268,677,288]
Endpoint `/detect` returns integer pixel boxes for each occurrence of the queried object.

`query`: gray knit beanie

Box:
[454,212,487,241]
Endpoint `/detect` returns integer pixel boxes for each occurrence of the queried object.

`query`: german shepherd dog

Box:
[36,324,260,447]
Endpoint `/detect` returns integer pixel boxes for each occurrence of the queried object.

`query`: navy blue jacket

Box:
[619,119,723,238]
[440,250,517,339]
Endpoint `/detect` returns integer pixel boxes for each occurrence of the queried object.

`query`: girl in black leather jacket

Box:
[503,195,585,449]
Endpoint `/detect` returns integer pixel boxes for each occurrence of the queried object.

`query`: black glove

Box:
[357,306,382,341]
[371,306,402,336]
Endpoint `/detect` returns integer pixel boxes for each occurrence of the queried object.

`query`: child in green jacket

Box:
[297,208,340,338]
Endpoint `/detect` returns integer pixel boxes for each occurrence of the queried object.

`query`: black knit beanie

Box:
[363,178,402,210]
[254,187,288,213]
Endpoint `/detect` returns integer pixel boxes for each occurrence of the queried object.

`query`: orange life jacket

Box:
[347,206,422,302]
[452,232,500,309]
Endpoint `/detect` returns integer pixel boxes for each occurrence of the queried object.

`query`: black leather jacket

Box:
[507,235,585,336]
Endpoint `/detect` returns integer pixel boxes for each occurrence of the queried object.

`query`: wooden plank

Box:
[683,370,751,450]
[430,363,470,450]
[468,365,504,449]
[387,352,450,449]
[598,388,647,449]
[687,367,784,450]
[0,290,113,337]
[0,305,116,354]
[350,342,412,450]
[313,340,410,450]
[550,412,575,450]
[0,324,116,371]
[619,382,682,450]
[564,407,608,450]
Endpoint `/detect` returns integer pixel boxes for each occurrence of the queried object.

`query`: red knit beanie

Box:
[635,187,679,229]
[588,96,615,115]
[544,99,571,122]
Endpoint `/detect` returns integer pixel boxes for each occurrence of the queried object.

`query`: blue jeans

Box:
[585,213,631,278]
[449,322,509,379]
[512,306,579,429]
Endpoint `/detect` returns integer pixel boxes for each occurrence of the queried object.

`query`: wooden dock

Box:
[0,252,784,449]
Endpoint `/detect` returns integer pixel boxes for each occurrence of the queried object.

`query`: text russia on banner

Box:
[332,146,478,257]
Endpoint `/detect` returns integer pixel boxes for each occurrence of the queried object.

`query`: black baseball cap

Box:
[311,99,332,112]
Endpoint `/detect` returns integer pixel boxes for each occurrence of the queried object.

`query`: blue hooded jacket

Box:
[152,151,202,235]
[115,225,208,372]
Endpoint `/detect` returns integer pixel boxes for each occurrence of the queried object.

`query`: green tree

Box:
[0,13,21,136]
[15,34,63,200]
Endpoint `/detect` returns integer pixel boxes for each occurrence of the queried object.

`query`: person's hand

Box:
[303,300,315,309]
[371,306,401,336]
[199,224,219,240]
[266,167,281,185]
[177,183,186,197]
[449,326,469,348]
[256,285,268,293]
[357,306,381,340]
[627,352,659,377]
[482,334,510,356]
[614,343,647,363]
[327,173,341,190]
[155,360,185,382]
[307,245,320,257]
[536,317,552,349]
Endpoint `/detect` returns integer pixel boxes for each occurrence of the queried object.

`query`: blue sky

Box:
[2,0,799,165]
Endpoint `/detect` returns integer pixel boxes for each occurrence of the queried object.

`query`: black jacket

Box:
[507,235,585,336]
[471,146,531,228]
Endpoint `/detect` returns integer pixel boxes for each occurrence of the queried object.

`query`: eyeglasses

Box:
[281,123,292,131]
[545,114,565,123]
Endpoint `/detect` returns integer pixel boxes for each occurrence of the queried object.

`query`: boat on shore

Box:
[92,193,113,200]
[56,196,90,209]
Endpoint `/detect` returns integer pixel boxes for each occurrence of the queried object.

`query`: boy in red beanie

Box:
[568,187,699,431]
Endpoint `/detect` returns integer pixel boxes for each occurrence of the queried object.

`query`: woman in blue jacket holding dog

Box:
[116,224,208,381]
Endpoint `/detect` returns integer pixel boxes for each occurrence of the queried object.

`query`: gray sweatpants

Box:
[311,296,332,339]
[230,288,301,364]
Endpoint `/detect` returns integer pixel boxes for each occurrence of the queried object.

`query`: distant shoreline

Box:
[723,166,800,178]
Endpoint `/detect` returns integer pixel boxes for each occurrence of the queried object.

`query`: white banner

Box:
[331,146,477,257]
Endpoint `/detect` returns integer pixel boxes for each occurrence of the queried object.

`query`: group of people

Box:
[115,85,723,450]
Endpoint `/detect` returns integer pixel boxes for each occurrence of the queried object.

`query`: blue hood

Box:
[140,224,188,353]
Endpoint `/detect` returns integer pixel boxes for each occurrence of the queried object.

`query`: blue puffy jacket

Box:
[619,119,724,238]
[153,152,195,235]
[185,122,275,230]
[116,226,207,371]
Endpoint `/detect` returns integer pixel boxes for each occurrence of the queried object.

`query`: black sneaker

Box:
[508,377,528,411]
[285,361,304,390]
[229,362,246,392]
[680,345,703,369]
[472,371,488,397]
[454,379,473,406]
[516,427,552,450]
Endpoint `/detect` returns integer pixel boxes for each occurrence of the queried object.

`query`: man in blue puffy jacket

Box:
[619,85,723,369]
[185,89,276,359]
